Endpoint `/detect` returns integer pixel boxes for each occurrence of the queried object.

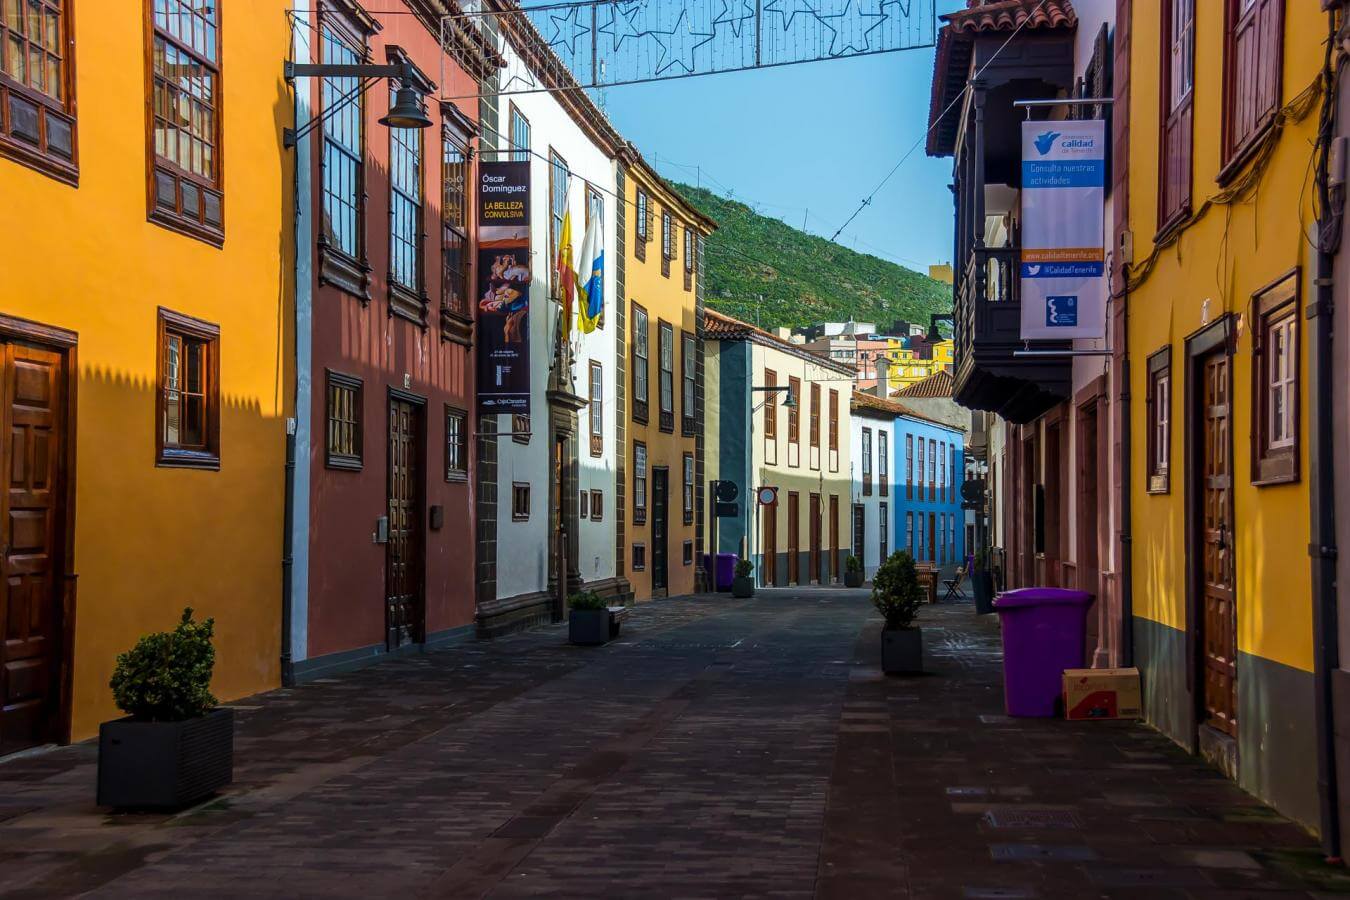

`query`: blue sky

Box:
[595,0,965,275]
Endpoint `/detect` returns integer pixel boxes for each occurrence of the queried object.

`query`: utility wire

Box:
[830,0,1050,242]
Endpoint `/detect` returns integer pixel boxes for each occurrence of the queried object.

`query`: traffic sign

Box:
[714,480,739,503]
[961,478,986,502]
[757,486,778,506]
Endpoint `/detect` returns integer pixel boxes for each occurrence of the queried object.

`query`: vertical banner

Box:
[1019,120,1107,340]
[477,160,532,416]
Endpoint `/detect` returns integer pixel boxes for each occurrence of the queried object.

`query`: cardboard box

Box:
[1062,667,1141,720]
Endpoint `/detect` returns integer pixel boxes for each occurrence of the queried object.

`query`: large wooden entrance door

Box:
[1197,352,1237,737]
[809,493,821,583]
[763,500,778,586]
[852,504,865,564]
[1,343,69,755]
[787,492,800,585]
[652,468,669,592]
[386,396,423,650]
[927,513,937,565]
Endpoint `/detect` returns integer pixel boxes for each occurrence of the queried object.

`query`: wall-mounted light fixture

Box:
[282,60,432,150]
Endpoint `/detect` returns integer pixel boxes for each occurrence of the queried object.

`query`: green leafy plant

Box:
[568,590,608,611]
[735,558,754,578]
[973,546,989,572]
[872,550,924,630]
[109,608,217,722]
[845,554,862,574]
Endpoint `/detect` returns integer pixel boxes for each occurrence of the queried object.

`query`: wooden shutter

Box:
[1224,0,1283,165]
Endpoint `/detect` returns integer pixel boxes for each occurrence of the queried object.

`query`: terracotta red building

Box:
[285,0,501,679]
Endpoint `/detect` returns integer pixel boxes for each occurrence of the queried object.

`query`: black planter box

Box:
[973,571,995,615]
[731,575,754,598]
[97,707,234,809]
[569,608,610,645]
[881,627,923,675]
[844,570,865,588]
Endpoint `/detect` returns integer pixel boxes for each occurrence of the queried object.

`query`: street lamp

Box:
[282,60,433,149]
[751,385,795,410]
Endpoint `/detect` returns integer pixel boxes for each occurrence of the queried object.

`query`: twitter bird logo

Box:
[1034,131,1061,155]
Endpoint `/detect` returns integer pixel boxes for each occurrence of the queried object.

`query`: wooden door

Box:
[652,468,668,591]
[927,513,936,565]
[763,500,778,586]
[1198,353,1237,737]
[829,495,839,583]
[1077,401,1101,652]
[852,504,865,563]
[809,493,821,583]
[787,492,800,585]
[386,397,423,650]
[0,344,67,754]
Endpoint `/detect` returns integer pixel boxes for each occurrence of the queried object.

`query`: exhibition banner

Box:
[1019,120,1107,341]
[476,160,532,416]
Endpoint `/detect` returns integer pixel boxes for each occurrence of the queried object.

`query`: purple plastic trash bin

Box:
[715,553,737,591]
[993,587,1093,717]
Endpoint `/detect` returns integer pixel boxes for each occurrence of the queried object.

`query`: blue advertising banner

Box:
[477,160,532,416]
[1019,120,1107,340]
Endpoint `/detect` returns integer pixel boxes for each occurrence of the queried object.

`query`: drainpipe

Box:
[1311,5,1343,859]
[1119,347,1132,667]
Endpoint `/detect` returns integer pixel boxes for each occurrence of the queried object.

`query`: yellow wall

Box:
[0,1,292,737]
[1127,2,1320,671]
[624,163,709,599]
[885,341,954,389]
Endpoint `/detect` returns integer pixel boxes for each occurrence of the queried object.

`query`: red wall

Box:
[304,7,481,658]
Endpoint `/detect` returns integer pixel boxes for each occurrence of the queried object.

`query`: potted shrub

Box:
[731,559,755,598]
[972,548,996,615]
[873,550,925,675]
[568,590,611,645]
[98,608,232,809]
[844,554,865,588]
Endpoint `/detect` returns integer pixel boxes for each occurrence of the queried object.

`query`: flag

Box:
[555,209,575,344]
[576,210,604,333]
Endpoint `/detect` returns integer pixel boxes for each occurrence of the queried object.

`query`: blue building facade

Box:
[892,414,965,569]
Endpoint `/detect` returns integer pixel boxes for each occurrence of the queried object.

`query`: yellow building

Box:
[0,0,291,748]
[884,339,955,389]
[621,156,716,600]
[1125,1,1322,827]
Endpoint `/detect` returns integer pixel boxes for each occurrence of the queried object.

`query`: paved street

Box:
[1,589,1345,899]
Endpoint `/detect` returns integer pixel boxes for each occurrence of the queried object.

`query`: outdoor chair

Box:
[943,564,969,603]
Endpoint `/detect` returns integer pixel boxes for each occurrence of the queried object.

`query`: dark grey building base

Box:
[477,578,634,640]
[288,624,476,684]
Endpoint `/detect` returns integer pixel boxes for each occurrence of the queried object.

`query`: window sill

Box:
[682,420,696,437]
[1217,117,1276,188]
[1147,472,1170,495]
[0,133,78,186]
[1154,206,1191,246]
[389,281,429,327]
[440,307,473,346]
[149,206,224,248]
[158,448,220,470]
[446,470,469,484]
[1252,451,1298,487]
[326,453,363,472]
[634,514,647,527]
[318,243,372,301]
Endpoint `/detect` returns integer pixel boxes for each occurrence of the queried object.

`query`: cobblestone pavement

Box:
[0,589,1345,899]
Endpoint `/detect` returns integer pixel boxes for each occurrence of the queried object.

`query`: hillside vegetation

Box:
[672,182,953,332]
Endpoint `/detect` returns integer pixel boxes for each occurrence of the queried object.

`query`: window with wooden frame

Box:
[156,307,220,469]
[445,405,468,482]
[950,445,957,498]
[681,332,696,435]
[389,78,426,320]
[634,187,649,261]
[764,368,778,442]
[588,359,603,456]
[928,438,936,500]
[317,6,374,297]
[905,434,914,498]
[683,452,694,525]
[579,489,589,520]
[661,210,672,277]
[1252,271,1299,485]
[683,228,694,291]
[325,370,362,470]
[590,488,602,521]
[0,0,76,182]
[861,427,872,495]
[879,430,888,496]
[512,482,530,520]
[508,102,529,161]
[683,539,694,566]
[828,389,839,453]
[548,148,567,296]
[916,437,925,496]
[632,302,649,423]
[1159,0,1195,232]
[632,543,646,571]
[1146,347,1172,493]
[658,320,674,431]
[1222,0,1283,177]
[809,382,821,450]
[905,512,914,556]
[441,123,472,340]
[939,440,946,502]
[147,0,223,244]
[788,375,801,445]
[879,503,888,560]
[633,441,647,525]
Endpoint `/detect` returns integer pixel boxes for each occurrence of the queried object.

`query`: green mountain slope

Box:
[672,182,952,332]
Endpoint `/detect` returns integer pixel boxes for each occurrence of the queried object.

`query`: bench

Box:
[608,605,630,639]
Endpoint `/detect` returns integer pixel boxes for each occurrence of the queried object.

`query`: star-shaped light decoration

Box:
[597,0,648,53]
[711,0,755,40]
[501,56,538,94]
[762,0,820,32]
[546,4,591,59]
[654,8,714,76]
[819,0,887,56]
